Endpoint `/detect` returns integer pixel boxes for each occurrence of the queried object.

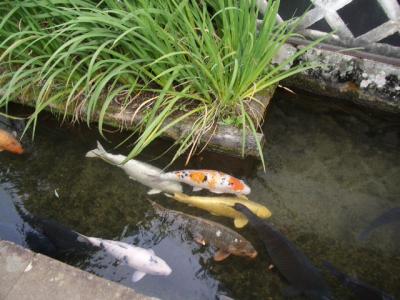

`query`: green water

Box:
[1,90,399,299]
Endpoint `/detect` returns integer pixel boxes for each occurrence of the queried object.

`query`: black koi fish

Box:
[234,203,332,300]
[16,205,95,253]
[358,207,400,240]
[323,261,396,300]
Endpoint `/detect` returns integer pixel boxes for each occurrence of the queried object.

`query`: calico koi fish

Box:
[0,129,24,154]
[166,192,271,228]
[159,169,250,195]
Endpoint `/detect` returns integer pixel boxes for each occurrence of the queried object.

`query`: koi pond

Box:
[1,90,399,299]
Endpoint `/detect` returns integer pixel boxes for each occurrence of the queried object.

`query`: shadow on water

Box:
[0,90,399,299]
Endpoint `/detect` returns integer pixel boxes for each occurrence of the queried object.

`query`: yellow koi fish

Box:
[165,192,271,228]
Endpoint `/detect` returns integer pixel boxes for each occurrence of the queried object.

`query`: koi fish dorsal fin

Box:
[234,218,248,228]
[214,249,231,261]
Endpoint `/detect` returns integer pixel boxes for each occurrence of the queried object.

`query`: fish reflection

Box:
[323,261,395,300]
[358,207,400,240]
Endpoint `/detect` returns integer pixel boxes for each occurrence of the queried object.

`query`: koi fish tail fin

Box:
[14,202,35,224]
[85,141,107,159]
[83,236,102,247]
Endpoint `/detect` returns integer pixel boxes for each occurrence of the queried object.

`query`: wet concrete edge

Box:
[0,240,158,300]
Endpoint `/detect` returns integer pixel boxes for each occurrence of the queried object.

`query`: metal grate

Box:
[258,0,400,59]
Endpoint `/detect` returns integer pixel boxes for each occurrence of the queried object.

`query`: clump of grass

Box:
[0,0,322,169]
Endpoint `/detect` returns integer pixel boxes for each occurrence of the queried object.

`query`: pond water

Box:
[1,90,399,299]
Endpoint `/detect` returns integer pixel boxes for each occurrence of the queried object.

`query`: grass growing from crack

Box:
[0,0,323,169]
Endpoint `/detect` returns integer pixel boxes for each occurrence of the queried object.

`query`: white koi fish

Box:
[158,170,251,195]
[85,141,182,195]
[84,237,172,282]
[19,210,171,283]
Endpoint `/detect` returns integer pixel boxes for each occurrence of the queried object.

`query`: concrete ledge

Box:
[280,43,400,114]
[0,240,156,300]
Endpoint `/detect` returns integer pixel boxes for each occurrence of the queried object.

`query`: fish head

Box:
[256,206,272,218]
[7,140,24,154]
[0,132,24,154]
[228,239,257,259]
[142,252,172,276]
[227,177,250,195]
[240,183,251,195]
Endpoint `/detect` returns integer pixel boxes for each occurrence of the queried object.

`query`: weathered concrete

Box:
[280,43,400,113]
[0,242,35,299]
[0,240,156,300]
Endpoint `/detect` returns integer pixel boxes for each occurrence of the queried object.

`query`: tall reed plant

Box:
[0,0,322,168]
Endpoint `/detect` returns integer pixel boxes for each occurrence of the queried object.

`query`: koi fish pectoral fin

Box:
[147,189,162,195]
[233,218,248,228]
[131,271,147,282]
[192,187,203,192]
[193,233,206,246]
[209,211,221,216]
[236,195,249,200]
[213,249,231,261]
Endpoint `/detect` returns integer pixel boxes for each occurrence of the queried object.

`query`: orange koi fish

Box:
[0,129,24,154]
[159,170,251,195]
